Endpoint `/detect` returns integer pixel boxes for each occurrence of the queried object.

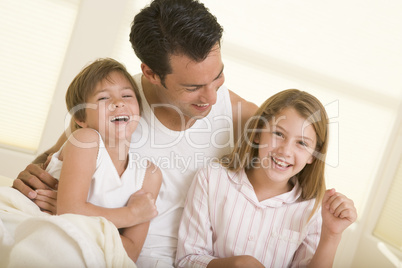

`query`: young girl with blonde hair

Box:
[176,89,357,268]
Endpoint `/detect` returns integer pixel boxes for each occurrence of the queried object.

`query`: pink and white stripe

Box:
[176,162,322,268]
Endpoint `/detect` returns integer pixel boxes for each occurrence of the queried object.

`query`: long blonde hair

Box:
[221,89,329,217]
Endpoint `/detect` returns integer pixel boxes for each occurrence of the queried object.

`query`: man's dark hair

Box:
[129,0,223,84]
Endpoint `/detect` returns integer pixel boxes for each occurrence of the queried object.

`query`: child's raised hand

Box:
[127,189,158,226]
[321,189,357,236]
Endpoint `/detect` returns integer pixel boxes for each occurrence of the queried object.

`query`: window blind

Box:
[374,155,402,250]
[0,0,80,153]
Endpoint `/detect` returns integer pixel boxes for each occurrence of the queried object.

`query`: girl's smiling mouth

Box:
[111,115,130,123]
[271,156,292,169]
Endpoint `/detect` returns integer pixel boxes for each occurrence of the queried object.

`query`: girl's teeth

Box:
[196,104,208,107]
[273,157,288,167]
[111,116,129,122]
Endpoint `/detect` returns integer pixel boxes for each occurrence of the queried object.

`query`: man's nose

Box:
[199,85,218,104]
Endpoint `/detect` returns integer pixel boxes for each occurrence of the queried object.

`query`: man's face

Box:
[157,44,225,123]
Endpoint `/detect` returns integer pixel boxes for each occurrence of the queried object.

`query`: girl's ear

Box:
[306,154,314,164]
[74,118,87,128]
[253,133,260,144]
[141,63,162,85]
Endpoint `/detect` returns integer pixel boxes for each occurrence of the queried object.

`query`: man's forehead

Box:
[167,55,223,84]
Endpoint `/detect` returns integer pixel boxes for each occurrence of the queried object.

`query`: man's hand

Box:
[34,189,58,214]
[13,163,59,214]
[127,189,158,226]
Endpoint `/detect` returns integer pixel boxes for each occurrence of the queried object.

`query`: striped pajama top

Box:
[176,162,322,268]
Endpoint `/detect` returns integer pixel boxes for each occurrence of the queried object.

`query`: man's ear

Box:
[141,63,162,85]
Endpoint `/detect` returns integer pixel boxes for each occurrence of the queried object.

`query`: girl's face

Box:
[254,107,317,184]
[78,71,140,145]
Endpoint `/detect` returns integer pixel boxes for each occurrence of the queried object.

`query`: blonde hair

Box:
[65,58,142,129]
[221,89,329,218]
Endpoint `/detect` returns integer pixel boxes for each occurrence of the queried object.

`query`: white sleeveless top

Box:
[131,74,234,264]
[46,130,146,208]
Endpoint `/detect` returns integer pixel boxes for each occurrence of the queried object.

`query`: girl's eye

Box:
[273,131,284,138]
[98,97,108,101]
[298,141,308,147]
[123,95,133,98]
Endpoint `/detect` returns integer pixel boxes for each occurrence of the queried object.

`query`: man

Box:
[13,0,257,266]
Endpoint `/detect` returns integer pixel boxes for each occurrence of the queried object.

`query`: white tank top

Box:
[46,130,146,208]
[131,74,234,264]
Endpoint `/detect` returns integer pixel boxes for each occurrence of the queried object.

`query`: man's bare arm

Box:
[32,118,76,164]
[32,132,68,164]
[12,134,64,213]
[13,120,75,213]
[229,90,258,143]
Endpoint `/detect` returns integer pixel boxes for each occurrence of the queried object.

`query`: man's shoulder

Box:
[227,89,258,141]
[228,90,258,116]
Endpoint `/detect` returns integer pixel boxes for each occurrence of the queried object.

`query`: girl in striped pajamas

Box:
[176,89,357,268]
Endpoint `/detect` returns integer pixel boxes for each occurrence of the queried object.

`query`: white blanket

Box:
[0,187,136,268]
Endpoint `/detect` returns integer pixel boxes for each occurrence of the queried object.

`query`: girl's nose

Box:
[277,140,292,157]
[109,99,124,110]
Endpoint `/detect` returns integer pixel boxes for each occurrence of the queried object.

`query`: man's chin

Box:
[189,106,213,120]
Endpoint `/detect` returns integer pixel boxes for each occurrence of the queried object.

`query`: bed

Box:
[0,175,136,267]
[0,175,13,187]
